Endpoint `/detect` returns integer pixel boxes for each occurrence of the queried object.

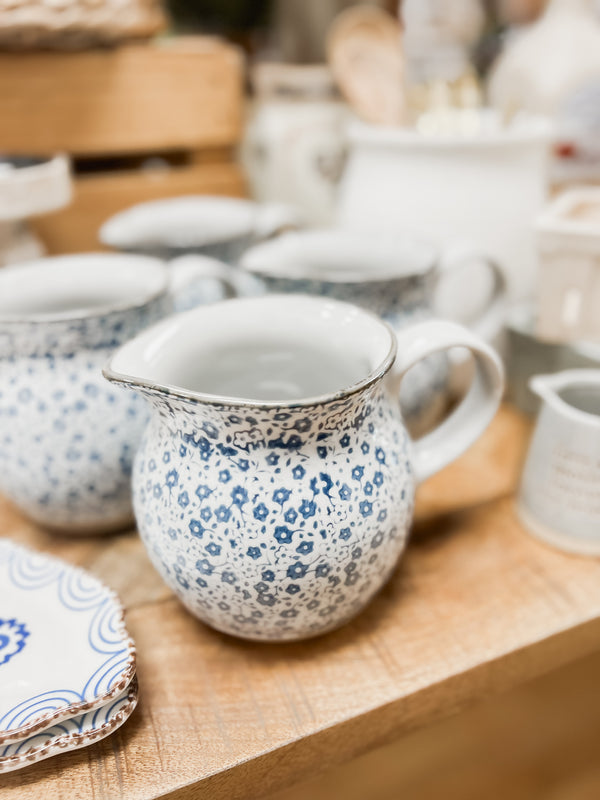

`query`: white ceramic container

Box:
[336,111,550,302]
[105,294,503,641]
[518,369,600,554]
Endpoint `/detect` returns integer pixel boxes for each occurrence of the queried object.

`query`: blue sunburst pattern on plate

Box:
[0,539,136,742]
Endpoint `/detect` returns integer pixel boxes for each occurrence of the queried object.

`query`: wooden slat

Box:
[4,406,600,800]
[0,37,244,156]
[31,160,247,254]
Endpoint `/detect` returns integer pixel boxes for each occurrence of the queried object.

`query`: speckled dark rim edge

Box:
[103,295,399,411]
[0,540,137,745]
[0,678,138,772]
[0,255,168,325]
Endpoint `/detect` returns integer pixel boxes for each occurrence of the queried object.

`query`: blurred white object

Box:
[327,5,405,126]
[536,187,600,342]
[0,154,71,267]
[336,110,550,302]
[489,0,600,182]
[518,369,600,554]
[243,63,350,226]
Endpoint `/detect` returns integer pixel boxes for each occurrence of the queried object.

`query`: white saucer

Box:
[0,539,136,743]
[0,678,138,773]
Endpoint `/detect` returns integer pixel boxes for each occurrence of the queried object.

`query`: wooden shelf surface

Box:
[3,405,600,800]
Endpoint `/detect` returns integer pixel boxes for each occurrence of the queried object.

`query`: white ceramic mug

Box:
[105,294,504,640]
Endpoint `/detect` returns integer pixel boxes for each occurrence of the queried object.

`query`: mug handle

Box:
[390,320,504,483]
[435,242,507,344]
[168,255,240,308]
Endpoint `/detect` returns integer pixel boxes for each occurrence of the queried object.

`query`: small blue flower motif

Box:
[200,507,212,522]
[195,558,213,575]
[196,577,207,588]
[287,562,309,579]
[284,508,298,524]
[195,484,211,500]
[339,434,350,448]
[153,484,162,499]
[364,482,373,496]
[247,546,261,560]
[286,584,301,595]
[189,519,204,538]
[215,505,231,523]
[351,466,364,481]
[273,487,292,506]
[274,525,294,544]
[219,469,231,483]
[257,593,277,607]
[292,464,306,480]
[281,608,299,619]
[339,483,352,501]
[177,491,190,508]
[228,414,242,424]
[296,540,314,555]
[265,452,280,466]
[377,509,388,523]
[361,442,370,454]
[339,527,352,541]
[238,459,250,472]
[254,581,269,593]
[202,421,219,439]
[299,499,316,519]
[294,417,312,433]
[315,563,331,578]
[206,542,222,556]
[359,500,373,517]
[0,619,29,666]
[375,447,386,464]
[179,445,187,457]
[373,471,384,487]
[231,486,249,507]
[253,503,269,522]
[262,570,275,582]
[163,452,170,464]
[317,446,327,459]
[221,571,236,584]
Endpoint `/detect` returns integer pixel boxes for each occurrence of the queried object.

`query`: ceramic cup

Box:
[238,230,505,435]
[0,253,220,534]
[99,196,300,264]
[518,369,600,555]
[105,294,504,641]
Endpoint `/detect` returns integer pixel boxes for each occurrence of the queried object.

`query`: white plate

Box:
[0,678,138,773]
[0,539,136,743]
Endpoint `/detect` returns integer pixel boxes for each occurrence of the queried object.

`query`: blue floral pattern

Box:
[0,620,29,667]
[0,296,170,531]
[131,376,416,641]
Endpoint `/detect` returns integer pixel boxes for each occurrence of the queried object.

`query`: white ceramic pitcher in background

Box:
[518,369,600,554]
[336,111,550,302]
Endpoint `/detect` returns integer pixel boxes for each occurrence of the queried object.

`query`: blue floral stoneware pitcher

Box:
[0,253,221,534]
[105,295,503,640]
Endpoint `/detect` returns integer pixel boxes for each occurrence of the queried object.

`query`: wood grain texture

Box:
[31,160,247,254]
[0,37,244,156]
[2,405,600,800]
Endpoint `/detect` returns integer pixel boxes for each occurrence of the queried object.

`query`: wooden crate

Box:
[0,37,244,156]
[0,36,248,254]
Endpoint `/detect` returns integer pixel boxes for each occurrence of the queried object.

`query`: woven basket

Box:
[0,0,166,49]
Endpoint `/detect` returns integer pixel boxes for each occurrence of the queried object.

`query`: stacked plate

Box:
[0,540,137,773]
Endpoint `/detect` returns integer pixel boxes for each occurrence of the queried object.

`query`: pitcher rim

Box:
[103,295,399,411]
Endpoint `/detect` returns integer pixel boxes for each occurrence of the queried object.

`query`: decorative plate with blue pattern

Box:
[0,678,138,773]
[0,539,136,744]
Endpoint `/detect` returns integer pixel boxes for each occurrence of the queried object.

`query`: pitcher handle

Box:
[435,242,507,343]
[168,255,240,310]
[389,320,504,483]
